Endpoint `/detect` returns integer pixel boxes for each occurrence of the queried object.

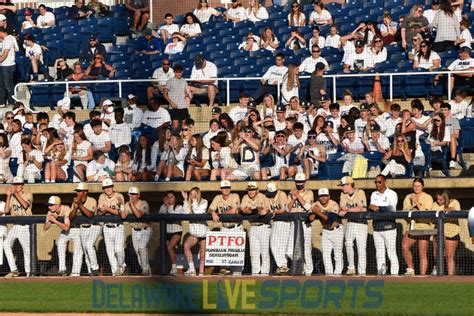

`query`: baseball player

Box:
[267,182,291,275]
[69,182,99,276]
[288,173,314,276]
[98,178,126,276]
[309,188,343,275]
[4,176,33,278]
[121,187,152,276]
[43,196,82,277]
[0,200,6,268]
[338,176,368,276]
[368,174,399,276]
[241,182,271,275]
[209,180,241,275]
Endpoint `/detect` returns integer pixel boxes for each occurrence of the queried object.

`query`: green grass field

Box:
[0,279,472,315]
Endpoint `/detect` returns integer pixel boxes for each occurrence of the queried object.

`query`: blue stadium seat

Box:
[113,61,132,72]
[43,33,63,41]
[113,17,130,36]
[29,86,51,108]
[78,17,97,27]
[41,26,60,35]
[61,25,80,34]
[206,43,223,51]
[80,24,96,36]
[93,83,118,103]
[109,53,128,63]
[214,57,233,68]
[235,57,257,67]
[209,50,228,59]
[51,85,67,104]
[404,69,429,99]
[43,47,61,66]
[63,38,80,58]
[250,49,273,58]
[218,27,235,37]
[97,17,114,26]
[115,69,131,79]
[107,44,129,55]
[98,25,115,44]
[374,60,397,71]
[58,19,77,28]
[222,35,239,45]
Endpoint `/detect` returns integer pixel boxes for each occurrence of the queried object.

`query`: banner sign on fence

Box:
[205,231,246,266]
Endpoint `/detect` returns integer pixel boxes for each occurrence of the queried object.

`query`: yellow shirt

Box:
[432,199,461,238]
[7,192,33,216]
[403,192,434,230]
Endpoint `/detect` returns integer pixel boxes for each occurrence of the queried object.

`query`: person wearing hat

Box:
[79,34,106,64]
[136,28,164,55]
[86,150,115,182]
[288,172,314,276]
[69,182,100,276]
[353,102,369,138]
[44,196,82,277]
[100,99,115,125]
[68,0,95,20]
[98,178,126,276]
[309,61,327,106]
[208,180,242,275]
[362,123,390,153]
[274,104,287,131]
[125,0,150,34]
[308,188,343,275]
[241,181,271,275]
[299,129,327,180]
[223,0,247,22]
[443,46,474,96]
[423,0,441,24]
[316,95,331,117]
[20,8,34,31]
[253,53,288,104]
[343,39,374,73]
[260,129,292,180]
[188,54,218,107]
[36,4,56,29]
[238,32,260,52]
[163,63,191,131]
[124,94,143,131]
[120,187,152,276]
[338,176,368,276]
[0,26,18,107]
[3,176,33,278]
[318,120,339,155]
[148,57,174,102]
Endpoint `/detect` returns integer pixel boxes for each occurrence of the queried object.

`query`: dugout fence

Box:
[0,211,472,277]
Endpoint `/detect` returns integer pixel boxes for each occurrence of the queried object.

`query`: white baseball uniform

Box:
[124,199,152,274]
[340,189,368,275]
[370,188,399,275]
[98,191,125,275]
[316,200,343,275]
[0,201,7,266]
[268,191,291,269]
[4,191,33,275]
[241,193,271,275]
[75,196,100,273]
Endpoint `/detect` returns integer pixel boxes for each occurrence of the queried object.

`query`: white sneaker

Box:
[170,267,177,276]
[431,266,437,276]
[0,104,5,108]
[165,177,170,182]
[346,267,356,275]
[184,269,196,276]
[154,175,160,182]
[405,268,415,276]
[449,161,460,169]
[378,264,386,275]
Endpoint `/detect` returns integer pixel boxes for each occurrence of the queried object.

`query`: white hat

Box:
[246,181,258,190]
[102,178,114,188]
[57,97,71,110]
[220,180,231,188]
[0,14,6,21]
[47,196,61,205]
[318,188,329,196]
[127,94,136,100]
[128,187,140,195]
[74,183,89,191]
[12,176,24,184]
[295,172,306,182]
[102,99,113,106]
[338,176,354,186]
[266,182,277,193]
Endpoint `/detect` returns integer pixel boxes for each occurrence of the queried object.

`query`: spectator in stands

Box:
[85,53,116,79]
[0,14,12,35]
[44,140,70,183]
[440,103,461,169]
[185,134,210,181]
[411,99,430,140]
[86,150,115,182]
[340,91,356,115]
[309,1,332,26]
[109,107,131,158]
[224,0,247,22]
[444,46,474,95]
[429,112,450,160]
[402,177,433,276]
[141,97,171,143]
[202,119,221,149]
[87,0,109,18]
[227,126,261,180]
[342,125,364,154]
[136,28,164,55]
[53,57,73,81]
[67,62,95,109]
[114,146,133,181]
[20,8,34,31]
[260,94,276,118]
[451,0,464,22]
[188,54,218,107]
[385,103,402,140]
[343,39,373,73]
[0,27,17,107]
[381,134,411,177]
[281,63,300,105]
[430,1,459,52]
[288,1,305,26]
[8,118,21,175]
[413,40,441,70]
[147,58,174,102]
[423,0,441,24]
[69,0,94,20]
[429,97,444,117]
[125,0,149,34]
[259,26,279,52]
[379,11,398,45]
[18,138,43,182]
[229,92,250,123]
[285,28,306,51]
[308,26,325,50]
[71,129,92,182]
[449,89,468,119]
[408,33,423,60]
[79,34,107,64]
[164,32,186,55]
[369,34,387,66]
[194,0,221,23]
[159,13,179,41]
[123,95,142,132]
[0,132,11,182]
[35,4,56,29]
[365,21,381,45]
[456,19,473,49]
[300,129,326,179]
[253,53,287,104]
[401,5,429,51]
[99,99,115,126]
[131,135,152,181]
[362,123,390,153]
[163,64,190,131]
[159,133,187,181]
[22,34,45,82]
[180,13,202,38]
[325,24,341,49]
[88,119,111,155]
[246,0,269,23]
[239,32,260,52]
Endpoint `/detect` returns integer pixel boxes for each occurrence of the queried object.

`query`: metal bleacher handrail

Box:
[14,69,474,107]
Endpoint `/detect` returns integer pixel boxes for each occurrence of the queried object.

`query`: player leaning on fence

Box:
[241,181,271,276]
[208,180,242,276]
[4,177,32,278]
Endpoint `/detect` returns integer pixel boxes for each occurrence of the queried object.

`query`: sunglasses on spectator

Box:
[94,56,102,60]
[374,40,382,43]
[434,119,441,122]
[276,134,285,138]
[182,128,189,131]
[292,4,299,7]
[308,135,317,139]
[162,63,170,65]
[412,39,418,42]
[312,50,321,53]
[6,116,13,120]
[420,45,427,48]
[374,180,383,184]
[416,9,422,13]
[355,45,363,48]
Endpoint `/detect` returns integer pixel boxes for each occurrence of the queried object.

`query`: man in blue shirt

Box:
[136,29,163,55]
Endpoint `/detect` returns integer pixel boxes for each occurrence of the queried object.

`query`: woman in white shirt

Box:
[369,35,388,66]
[281,64,300,105]
[246,0,269,23]
[18,138,44,182]
[158,191,185,275]
[429,112,450,154]
[193,0,221,23]
[288,1,305,26]
[413,40,441,70]
[8,119,22,177]
[285,29,306,51]
[71,129,92,182]
[180,13,202,38]
[185,134,210,181]
[260,94,276,119]
[308,26,325,50]
[309,1,332,25]
[132,135,153,181]
[157,134,188,181]
[164,32,187,55]
[182,187,208,276]
[259,26,279,52]
[239,32,260,52]
[0,133,12,182]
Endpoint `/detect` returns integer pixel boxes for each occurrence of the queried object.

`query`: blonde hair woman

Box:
[381,135,412,177]
[281,64,300,105]
[246,0,268,23]
[260,94,276,119]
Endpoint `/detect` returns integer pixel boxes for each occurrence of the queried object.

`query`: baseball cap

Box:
[432,0,440,4]
[211,107,222,114]
[57,97,71,110]
[315,62,326,71]
[360,103,370,111]
[128,187,140,195]
[324,121,334,128]
[0,15,6,22]
[24,9,32,16]
[459,46,471,53]
[128,94,136,100]
[370,123,381,132]
[102,99,113,106]
[344,125,355,133]
[75,183,89,191]
[247,101,257,109]
[220,180,231,188]
[47,196,61,206]
[102,178,114,188]
[338,176,354,186]
[320,95,330,102]
[12,176,24,184]
[89,34,97,40]
[355,39,365,47]
[143,28,153,36]
[246,181,258,191]
[318,188,329,196]
[276,104,286,112]
[266,182,277,193]
[295,172,306,182]
[195,54,205,69]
